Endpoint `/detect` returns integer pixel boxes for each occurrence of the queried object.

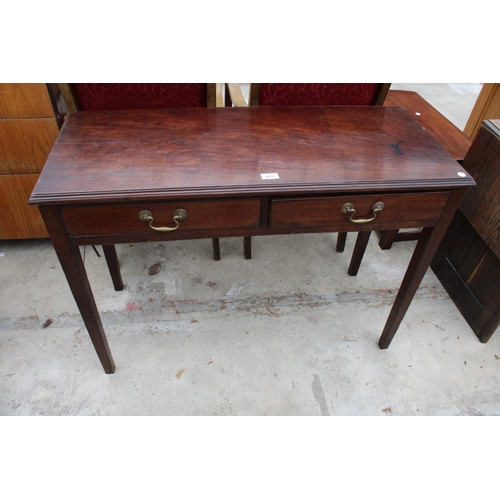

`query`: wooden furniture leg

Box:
[244,236,252,259]
[102,245,123,291]
[378,228,424,249]
[336,231,347,252]
[348,231,371,276]
[212,238,221,261]
[378,191,463,349]
[378,229,399,250]
[40,206,115,373]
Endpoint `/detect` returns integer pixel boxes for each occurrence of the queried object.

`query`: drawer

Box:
[270,192,450,230]
[62,198,262,236]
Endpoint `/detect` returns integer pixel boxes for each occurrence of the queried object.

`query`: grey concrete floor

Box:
[2,84,499,416]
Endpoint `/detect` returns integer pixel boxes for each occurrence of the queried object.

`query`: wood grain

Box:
[31,106,476,371]
[0,84,55,118]
[459,121,500,260]
[0,174,48,239]
[270,192,449,230]
[38,205,115,373]
[61,198,262,236]
[30,107,474,206]
[0,118,59,174]
[432,210,500,343]
[378,190,465,348]
[384,90,472,160]
[225,83,248,106]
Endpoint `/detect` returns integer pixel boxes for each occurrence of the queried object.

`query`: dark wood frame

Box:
[30,106,474,373]
[431,120,500,342]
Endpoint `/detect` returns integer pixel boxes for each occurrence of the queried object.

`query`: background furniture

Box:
[0,84,64,239]
[431,119,500,342]
[60,83,222,112]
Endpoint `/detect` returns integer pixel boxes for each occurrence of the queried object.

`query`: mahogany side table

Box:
[30,106,475,373]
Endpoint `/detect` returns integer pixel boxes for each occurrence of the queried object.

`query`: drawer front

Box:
[270,192,450,230]
[62,198,262,236]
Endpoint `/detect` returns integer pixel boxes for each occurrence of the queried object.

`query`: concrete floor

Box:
[2,83,499,416]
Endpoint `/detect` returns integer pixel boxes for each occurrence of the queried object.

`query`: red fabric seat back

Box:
[258,83,382,106]
[71,83,208,110]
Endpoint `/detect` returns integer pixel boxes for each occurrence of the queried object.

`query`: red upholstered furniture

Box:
[225,83,391,268]
[58,83,224,290]
[252,83,389,107]
[69,83,209,110]
[60,83,222,113]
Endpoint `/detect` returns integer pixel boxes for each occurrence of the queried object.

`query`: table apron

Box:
[60,190,451,246]
[66,218,442,246]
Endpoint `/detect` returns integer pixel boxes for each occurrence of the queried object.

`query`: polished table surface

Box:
[30,106,475,373]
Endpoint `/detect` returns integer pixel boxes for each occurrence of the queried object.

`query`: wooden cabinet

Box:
[432,120,500,342]
[0,84,61,239]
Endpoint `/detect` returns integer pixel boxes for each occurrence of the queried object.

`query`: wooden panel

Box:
[384,90,472,161]
[270,192,449,230]
[0,84,55,118]
[464,84,500,141]
[0,118,59,174]
[447,217,489,281]
[437,257,483,321]
[61,198,262,236]
[476,305,500,343]
[0,174,48,239]
[469,249,500,341]
[430,208,467,268]
[432,210,500,342]
[467,249,500,306]
[459,121,500,259]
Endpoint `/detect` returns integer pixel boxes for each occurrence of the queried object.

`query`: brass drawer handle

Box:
[341,202,385,224]
[138,209,188,232]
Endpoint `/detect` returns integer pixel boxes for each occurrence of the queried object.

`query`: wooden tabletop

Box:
[384,90,472,161]
[30,106,474,205]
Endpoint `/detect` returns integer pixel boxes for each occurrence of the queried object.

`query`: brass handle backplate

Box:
[341,202,385,224]
[138,209,188,232]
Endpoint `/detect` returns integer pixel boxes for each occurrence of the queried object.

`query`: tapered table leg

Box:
[378,191,464,349]
[348,231,371,276]
[102,245,123,291]
[244,236,252,259]
[40,206,115,374]
[336,231,347,252]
